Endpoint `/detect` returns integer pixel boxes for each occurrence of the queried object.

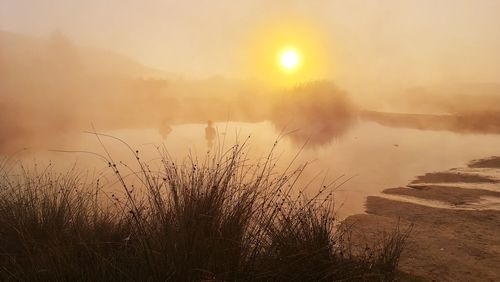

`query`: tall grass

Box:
[0,138,409,281]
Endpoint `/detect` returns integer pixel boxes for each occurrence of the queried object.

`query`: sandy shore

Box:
[345,157,500,281]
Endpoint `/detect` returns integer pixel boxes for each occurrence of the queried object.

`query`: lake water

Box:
[9,119,500,218]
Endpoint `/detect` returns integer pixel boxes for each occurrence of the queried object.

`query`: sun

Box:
[279,48,300,71]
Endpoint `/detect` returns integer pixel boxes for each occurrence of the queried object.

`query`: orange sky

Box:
[2,0,500,91]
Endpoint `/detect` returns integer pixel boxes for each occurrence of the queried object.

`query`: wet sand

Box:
[469,156,500,169]
[345,157,500,281]
[411,172,497,184]
[384,185,500,206]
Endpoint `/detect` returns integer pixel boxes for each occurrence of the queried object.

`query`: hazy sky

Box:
[2,0,500,89]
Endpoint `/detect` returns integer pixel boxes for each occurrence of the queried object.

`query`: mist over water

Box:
[2,1,500,217]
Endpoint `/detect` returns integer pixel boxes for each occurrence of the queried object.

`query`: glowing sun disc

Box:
[280,49,300,71]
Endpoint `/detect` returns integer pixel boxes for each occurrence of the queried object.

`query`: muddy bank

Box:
[384,185,500,206]
[469,156,500,169]
[411,172,497,184]
[347,198,500,281]
[346,157,500,281]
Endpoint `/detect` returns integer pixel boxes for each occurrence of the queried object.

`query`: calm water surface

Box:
[12,120,500,218]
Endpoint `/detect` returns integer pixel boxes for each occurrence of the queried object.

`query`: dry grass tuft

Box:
[0,138,408,281]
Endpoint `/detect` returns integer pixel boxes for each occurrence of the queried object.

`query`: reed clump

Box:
[0,139,409,281]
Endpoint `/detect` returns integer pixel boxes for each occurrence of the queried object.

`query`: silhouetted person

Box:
[205,120,216,147]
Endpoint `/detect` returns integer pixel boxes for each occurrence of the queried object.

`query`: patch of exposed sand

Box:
[411,171,497,184]
[347,197,500,281]
[346,156,500,281]
[468,156,500,169]
[408,183,500,193]
[384,185,500,208]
